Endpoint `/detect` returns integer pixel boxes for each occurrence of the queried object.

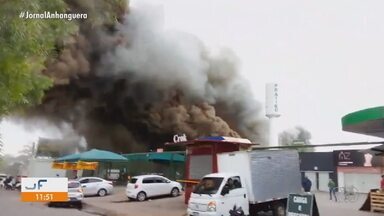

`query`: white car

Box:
[49,180,83,209]
[78,177,113,197]
[126,175,182,201]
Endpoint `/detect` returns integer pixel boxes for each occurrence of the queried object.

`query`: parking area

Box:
[83,187,186,216]
[81,187,384,216]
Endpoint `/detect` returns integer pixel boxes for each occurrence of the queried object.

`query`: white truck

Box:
[26,158,66,177]
[187,150,301,216]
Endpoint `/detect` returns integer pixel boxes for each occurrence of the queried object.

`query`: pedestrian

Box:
[328,179,337,201]
[380,175,384,191]
[302,176,312,193]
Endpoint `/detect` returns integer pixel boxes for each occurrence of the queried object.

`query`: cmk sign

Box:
[173,134,187,143]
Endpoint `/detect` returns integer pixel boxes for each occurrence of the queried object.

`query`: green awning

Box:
[342,106,384,138]
[55,152,82,162]
[122,152,185,162]
[148,153,185,162]
[123,153,149,161]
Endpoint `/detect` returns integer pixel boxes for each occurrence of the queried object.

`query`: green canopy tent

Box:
[55,149,128,162]
[55,149,128,179]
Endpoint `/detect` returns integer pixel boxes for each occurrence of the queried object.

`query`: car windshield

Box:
[68,182,80,188]
[130,178,138,184]
[193,177,223,195]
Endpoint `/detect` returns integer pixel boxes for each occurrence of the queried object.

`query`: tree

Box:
[0,0,77,115]
[279,126,313,152]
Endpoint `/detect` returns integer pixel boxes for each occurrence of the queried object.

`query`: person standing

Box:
[328,179,337,201]
[302,176,312,193]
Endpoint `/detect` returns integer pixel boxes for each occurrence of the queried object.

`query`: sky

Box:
[2,0,384,155]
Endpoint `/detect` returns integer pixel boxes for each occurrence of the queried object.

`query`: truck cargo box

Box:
[27,158,66,177]
[217,150,301,203]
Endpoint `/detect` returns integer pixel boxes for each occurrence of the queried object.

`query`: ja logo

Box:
[24,179,47,190]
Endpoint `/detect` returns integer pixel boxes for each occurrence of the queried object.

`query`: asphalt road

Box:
[0,189,95,216]
[3,187,382,216]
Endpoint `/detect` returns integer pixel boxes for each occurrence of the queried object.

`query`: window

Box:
[193,177,224,195]
[89,178,102,183]
[142,178,155,184]
[226,176,242,190]
[80,179,89,184]
[68,182,80,188]
[130,178,138,184]
[154,178,167,183]
[190,155,213,179]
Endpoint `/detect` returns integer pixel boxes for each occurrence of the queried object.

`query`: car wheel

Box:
[75,202,83,210]
[98,189,107,197]
[171,187,179,197]
[137,191,147,202]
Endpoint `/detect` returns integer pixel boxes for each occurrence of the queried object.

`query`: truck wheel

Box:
[272,202,286,216]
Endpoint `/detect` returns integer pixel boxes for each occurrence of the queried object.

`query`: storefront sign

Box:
[334,150,381,167]
[287,194,319,216]
[173,134,187,143]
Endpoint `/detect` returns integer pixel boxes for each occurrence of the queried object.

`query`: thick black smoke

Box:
[30,1,267,152]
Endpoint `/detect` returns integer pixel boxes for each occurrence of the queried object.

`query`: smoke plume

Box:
[29,1,266,152]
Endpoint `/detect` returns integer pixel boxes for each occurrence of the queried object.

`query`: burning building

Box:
[28,0,267,152]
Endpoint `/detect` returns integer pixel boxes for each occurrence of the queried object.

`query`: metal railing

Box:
[334,186,359,202]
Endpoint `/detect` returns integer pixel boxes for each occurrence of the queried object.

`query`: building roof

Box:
[342,106,384,138]
[55,149,128,162]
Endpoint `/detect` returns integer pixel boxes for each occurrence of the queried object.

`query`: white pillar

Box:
[268,117,279,146]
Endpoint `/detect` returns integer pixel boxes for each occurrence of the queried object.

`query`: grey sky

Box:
[152,0,384,144]
[2,0,384,155]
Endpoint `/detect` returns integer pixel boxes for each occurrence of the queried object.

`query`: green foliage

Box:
[0,0,77,115]
[65,0,127,27]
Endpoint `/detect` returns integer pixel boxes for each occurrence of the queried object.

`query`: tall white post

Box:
[265,83,281,146]
[269,117,279,146]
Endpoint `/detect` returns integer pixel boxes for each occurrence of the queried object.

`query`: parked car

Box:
[78,177,113,197]
[48,180,83,209]
[126,175,182,201]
